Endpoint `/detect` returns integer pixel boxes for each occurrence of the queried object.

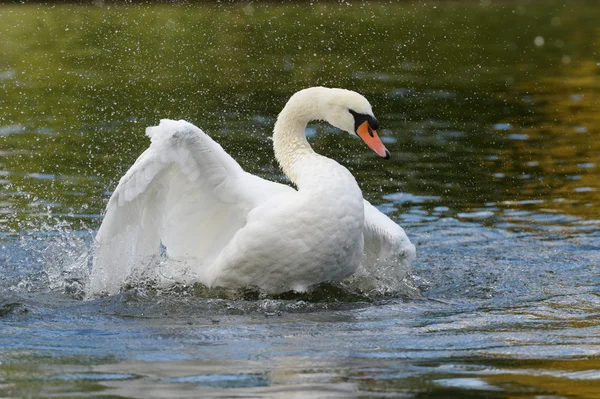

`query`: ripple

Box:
[493,123,512,131]
[575,187,596,192]
[49,373,137,381]
[577,162,595,168]
[0,302,23,317]
[424,89,456,99]
[551,370,600,380]
[436,130,464,143]
[304,126,317,138]
[483,344,600,358]
[501,199,545,205]
[36,127,56,135]
[27,173,56,180]
[435,377,501,391]
[0,124,27,135]
[0,69,15,80]
[569,94,584,102]
[457,211,495,219]
[352,71,395,81]
[507,133,529,141]
[390,87,417,98]
[253,115,274,126]
[383,192,441,204]
[162,373,269,388]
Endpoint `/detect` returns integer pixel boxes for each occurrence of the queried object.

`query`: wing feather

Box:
[88,119,292,296]
[352,199,418,296]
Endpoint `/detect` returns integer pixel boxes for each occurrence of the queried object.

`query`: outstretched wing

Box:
[88,119,293,296]
[353,199,418,295]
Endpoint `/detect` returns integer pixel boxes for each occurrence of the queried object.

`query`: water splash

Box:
[3,220,421,303]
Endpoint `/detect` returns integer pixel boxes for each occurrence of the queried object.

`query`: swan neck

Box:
[273,89,327,184]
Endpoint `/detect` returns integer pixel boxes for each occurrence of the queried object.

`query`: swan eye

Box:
[349,109,379,132]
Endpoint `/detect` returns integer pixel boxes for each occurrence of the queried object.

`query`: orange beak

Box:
[356,121,390,159]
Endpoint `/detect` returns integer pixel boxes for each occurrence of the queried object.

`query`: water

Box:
[1,1,600,397]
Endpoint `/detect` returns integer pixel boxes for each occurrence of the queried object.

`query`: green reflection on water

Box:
[0,1,598,232]
[2,352,600,398]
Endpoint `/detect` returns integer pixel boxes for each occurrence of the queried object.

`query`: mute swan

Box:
[88,87,416,296]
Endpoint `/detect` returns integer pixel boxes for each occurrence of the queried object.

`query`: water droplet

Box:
[534,36,545,47]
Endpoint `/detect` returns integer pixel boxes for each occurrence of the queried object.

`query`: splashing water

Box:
[4,216,419,302]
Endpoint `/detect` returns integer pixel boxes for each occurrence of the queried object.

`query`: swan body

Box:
[89,87,416,296]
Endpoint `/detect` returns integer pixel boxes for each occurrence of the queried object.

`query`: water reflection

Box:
[0,2,598,234]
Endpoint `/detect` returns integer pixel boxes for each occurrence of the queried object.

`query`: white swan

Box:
[88,87,416,296]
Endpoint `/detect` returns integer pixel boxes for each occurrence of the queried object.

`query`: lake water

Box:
[1,1,599,397]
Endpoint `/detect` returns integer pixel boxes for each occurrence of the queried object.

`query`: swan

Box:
[88,87,416,296]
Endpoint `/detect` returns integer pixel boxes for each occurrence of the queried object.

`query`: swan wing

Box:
[356,199,418,295]
[89,119,293,295]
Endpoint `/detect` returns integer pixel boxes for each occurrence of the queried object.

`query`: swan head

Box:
[320,88,390,159]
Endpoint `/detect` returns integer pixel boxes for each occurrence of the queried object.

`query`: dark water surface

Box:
[1,1,599,397]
